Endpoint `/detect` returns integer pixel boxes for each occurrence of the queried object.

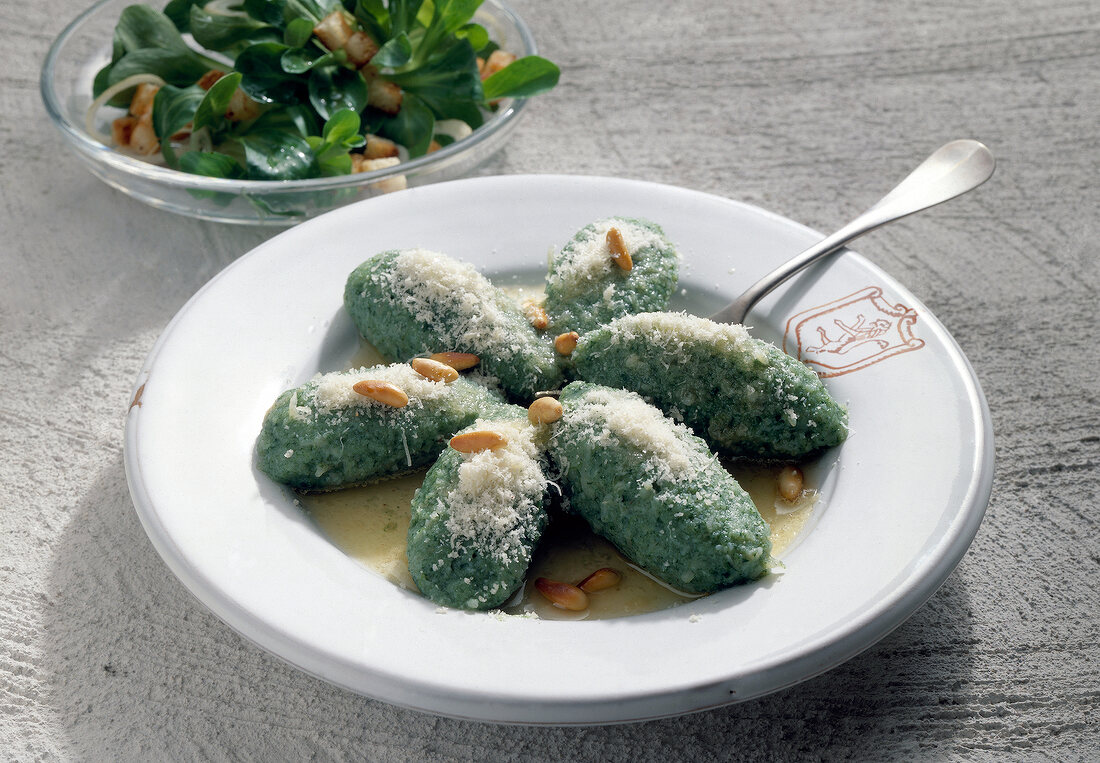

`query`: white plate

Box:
[124,175,992,724]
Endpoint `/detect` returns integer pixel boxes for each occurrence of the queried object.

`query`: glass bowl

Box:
[41,0,538,225]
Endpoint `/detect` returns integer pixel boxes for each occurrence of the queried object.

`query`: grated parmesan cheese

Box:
[546,218,669,293]
[346,248,563,399]
[313,363,450,412]
[562,385,702,484]
[589,312,760,363]
[378,249,531,364]
[442,418,546,566]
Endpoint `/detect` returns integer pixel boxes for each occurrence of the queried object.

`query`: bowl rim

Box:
[40,0,536,192]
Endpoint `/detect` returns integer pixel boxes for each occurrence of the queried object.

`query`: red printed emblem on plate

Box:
[783,287,924,377]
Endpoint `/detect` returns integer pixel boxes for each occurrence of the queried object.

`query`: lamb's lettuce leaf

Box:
[308,64,368,119]
[482,56,560,100]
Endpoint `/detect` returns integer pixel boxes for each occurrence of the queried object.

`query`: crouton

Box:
[351,155,406,193]
[345,31,379,67]
[366,76,403,114]
[111,116,138,147]
[361,65,404,113]
[363,134,398,159]
[129,83,160,119]
[313,12,352,50]
[225,88,262,122]
[481,50,516,80]
[197,69,226,90]
[129,113,160,155]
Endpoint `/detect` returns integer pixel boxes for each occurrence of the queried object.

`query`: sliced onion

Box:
[434,119,474,142]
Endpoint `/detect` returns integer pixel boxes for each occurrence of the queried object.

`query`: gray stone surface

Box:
[2,0,1098,759]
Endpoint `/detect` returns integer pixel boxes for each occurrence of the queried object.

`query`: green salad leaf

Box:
[252,103,320,136]
[237,128,315,179]
[309,109,367,175]
[189,5,278,53]
[107,48,214,88]
[180,149,245,178]
[151,83,206,166]
[308,64,368,119]
[482,55,559,100]
[114,4,193,53]
[353,0,389,42]
[285,0,345,25]
[94,5,220,102]
[280,47,336,73]
[164,0,202,31]
[192,72,243,132]
[244,0,289,27]
[374,32,412,68]
[236,42,307,103]
[455,22,488,52]
[375,92,434,156]
[283,17,315,47]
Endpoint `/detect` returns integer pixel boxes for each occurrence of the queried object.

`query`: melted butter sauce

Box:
[304,286,818,620]
[300,462,816,621]
[347,340,389,370]
[497,281,546,305]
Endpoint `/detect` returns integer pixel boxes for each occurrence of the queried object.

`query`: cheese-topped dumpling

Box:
[543,217,680,335]
[549,382,772,593]
[572,312,849,460]
[344,249,564,401]
[406,409,550,610]
[256,363,505,491]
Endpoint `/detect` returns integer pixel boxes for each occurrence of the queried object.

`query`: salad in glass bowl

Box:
[43,0,556,223]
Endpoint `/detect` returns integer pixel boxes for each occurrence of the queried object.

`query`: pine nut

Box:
[449,430,508,453]
[410,357,459,383]
[607,227,633,271]
[535,578,589,611]
[578,567,621,592]
[523,300,549,330]
[351,380,409,407]
[554,331,579,356]
[777,465,804,502]
[429,351,480,371]
[527,397,563,425]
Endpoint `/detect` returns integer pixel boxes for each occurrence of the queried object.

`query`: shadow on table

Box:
[43,454,978,760]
